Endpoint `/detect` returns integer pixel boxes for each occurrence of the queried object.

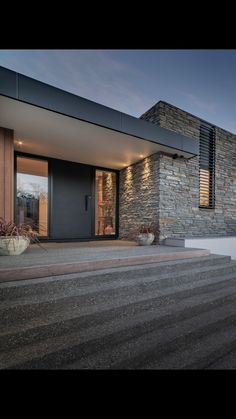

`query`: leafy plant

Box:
[98,200,113,216]
[129,222,159,239]
[0,218,45,250]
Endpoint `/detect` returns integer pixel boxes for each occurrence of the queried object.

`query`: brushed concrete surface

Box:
[0,254,236,369]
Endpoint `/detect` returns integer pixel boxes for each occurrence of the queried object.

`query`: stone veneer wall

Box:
[140,101,200,139]
[119,101,236,240]
[119,154,160,239]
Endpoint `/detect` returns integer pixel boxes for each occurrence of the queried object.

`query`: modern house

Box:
[0,65,236,249]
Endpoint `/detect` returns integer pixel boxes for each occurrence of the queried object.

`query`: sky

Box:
[0,49,236,133]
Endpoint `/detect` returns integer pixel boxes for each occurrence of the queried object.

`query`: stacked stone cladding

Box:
[119,154,160,239]
[119,101,236,240]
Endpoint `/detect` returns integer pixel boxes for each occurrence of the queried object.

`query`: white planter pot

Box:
[0,236,30,256]
[137,233,155,246]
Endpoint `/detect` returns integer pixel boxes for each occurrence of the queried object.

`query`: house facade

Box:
[0,65,235,243]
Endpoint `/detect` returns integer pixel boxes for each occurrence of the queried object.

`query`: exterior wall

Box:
[0,127,14,222]
[185,237,236,260]
[215,127,236,234]
[140,101,200,140]
[119,101,236,240]
[158,153,199,239]
[119,154,160,239]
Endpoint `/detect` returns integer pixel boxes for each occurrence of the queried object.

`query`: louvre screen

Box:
[199,123,215,208]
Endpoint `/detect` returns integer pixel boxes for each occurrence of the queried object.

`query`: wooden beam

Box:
[0,127,14,222]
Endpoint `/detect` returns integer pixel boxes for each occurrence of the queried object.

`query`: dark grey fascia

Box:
[0,66,198,156]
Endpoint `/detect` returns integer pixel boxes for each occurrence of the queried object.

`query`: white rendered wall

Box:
[185,237,236,260]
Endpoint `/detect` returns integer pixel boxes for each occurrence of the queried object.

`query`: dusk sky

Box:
[0,49,236,133]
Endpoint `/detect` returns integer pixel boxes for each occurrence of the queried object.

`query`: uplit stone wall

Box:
[119,101,236,240]
[119,154,160,239]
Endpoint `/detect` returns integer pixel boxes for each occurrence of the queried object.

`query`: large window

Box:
[199,123,215,208]
[16,156,48,236]
[95,170,116,236]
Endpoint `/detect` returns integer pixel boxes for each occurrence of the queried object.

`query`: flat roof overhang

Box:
[0,66,198,169]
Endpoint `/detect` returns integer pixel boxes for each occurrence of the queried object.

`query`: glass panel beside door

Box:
[95,170,117,236]
[15,156,48,237]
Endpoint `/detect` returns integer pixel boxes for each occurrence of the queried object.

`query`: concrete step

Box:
[1,254,236,369]
[65,306,236,370]
[2,271,236,353]
[204,347,236,369]
[0,256,234,307]
[1,277,236,369]
[1,260,236,325]
[0,248,211,282]
[0,255,230,301]
[129,318,236,370]
[100,312,236,370]
[1,264,236,366]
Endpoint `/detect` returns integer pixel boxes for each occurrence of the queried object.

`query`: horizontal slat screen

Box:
[199,123,215,208]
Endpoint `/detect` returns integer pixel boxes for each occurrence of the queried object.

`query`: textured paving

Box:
[1,254,236,369]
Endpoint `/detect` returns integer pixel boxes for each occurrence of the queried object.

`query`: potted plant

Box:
[129,222,159,246]
[98,200,113,217]
[0,218,41,256]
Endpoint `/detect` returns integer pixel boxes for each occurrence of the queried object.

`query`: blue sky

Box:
[1,49,236,133]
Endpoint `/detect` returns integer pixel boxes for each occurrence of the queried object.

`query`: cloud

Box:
[51,50,153,117]
[0,50,154,117]
[180,91,219,114]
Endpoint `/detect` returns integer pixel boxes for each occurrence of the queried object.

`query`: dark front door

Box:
[50,159,93,239]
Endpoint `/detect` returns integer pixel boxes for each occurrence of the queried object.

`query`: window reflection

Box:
[16,157,48,236]
[95,170,116,235]
[199,168,210,207]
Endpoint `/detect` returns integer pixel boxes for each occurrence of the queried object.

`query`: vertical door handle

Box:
[85,195,91,211]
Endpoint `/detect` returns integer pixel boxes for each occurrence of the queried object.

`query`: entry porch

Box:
[0,240,210,282]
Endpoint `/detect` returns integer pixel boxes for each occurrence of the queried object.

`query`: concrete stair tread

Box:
[1,268,236,337]
[1,253,236,369]
[205,347,236,369]
[0,245,211,267]
[0,254,231,297]
[1,258,235,309]
[0,248,211,282]
[140,324,236,370]
[114,322,236,370]
[1,267,236,336]
[0,279,235,352]
[1,278,236,353]
[2,293,236,369]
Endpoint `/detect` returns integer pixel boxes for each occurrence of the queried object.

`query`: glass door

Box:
[15,156,48,236]
[95,170,117,236]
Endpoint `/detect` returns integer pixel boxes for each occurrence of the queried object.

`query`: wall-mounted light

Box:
[15,139,23,147]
